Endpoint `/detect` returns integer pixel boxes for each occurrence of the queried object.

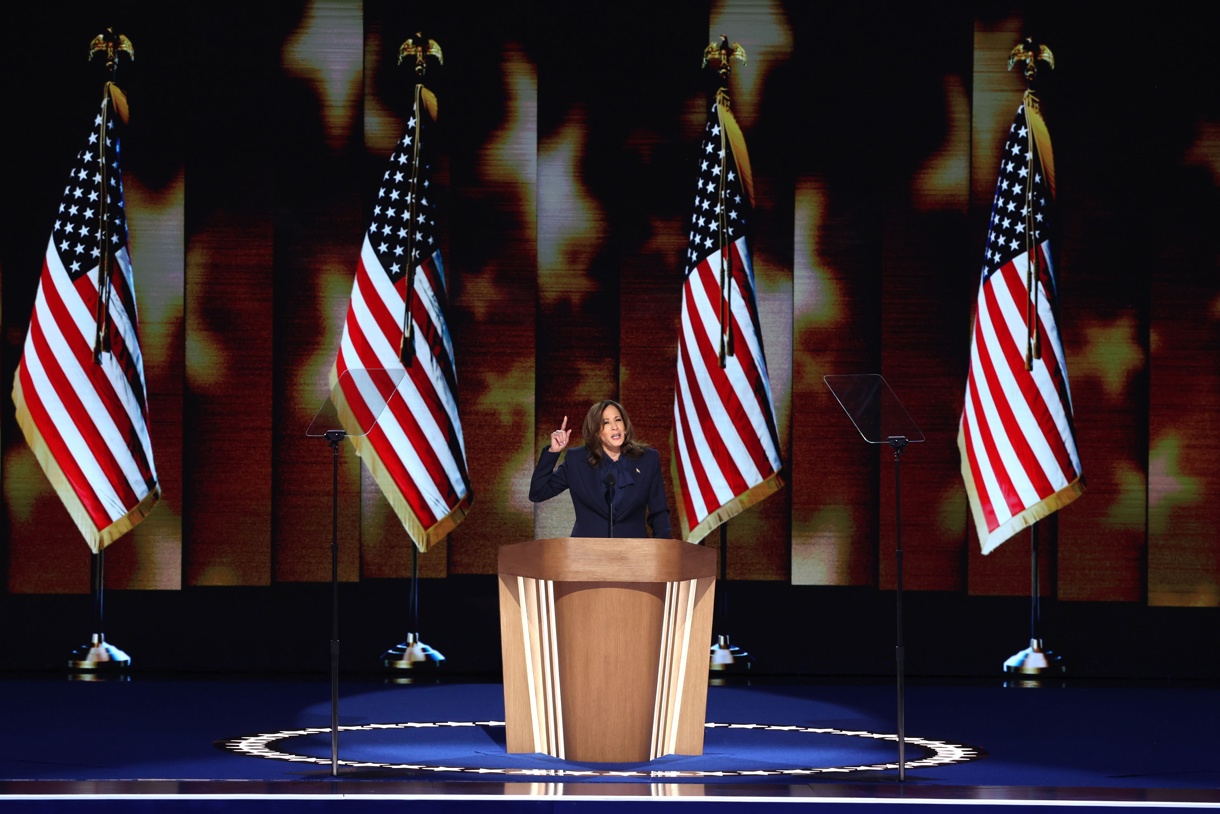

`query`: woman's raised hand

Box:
[549,416,572,452]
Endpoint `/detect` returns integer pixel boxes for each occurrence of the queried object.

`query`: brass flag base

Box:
[709,634,751,672]
[68,633,131,671]
[1003,638,1064,675]
[382,632,444,671]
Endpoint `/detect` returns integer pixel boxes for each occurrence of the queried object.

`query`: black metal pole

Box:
[892,438,907,783]
[409,544,420,634]
[718,524,728,629]
[327,431,343,776]
[1029,522,1040,642]
[92,549,105,636]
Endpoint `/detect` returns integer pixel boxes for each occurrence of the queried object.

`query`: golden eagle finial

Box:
[1008,37,1054,84]
[399,32,443,76]
[89,28,134,74]
[703,35,746,79]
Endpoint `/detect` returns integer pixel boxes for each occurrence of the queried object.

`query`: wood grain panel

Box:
[499,537,717,582]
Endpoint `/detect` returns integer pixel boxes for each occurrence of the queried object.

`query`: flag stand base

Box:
[709,634,751,672]
[1003,638,1063,675]
[382,632,444,671]
[68,633,131,670]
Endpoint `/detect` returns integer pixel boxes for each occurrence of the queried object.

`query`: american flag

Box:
[958,93,1084,555]
[671,89,783,543]
[330,86,472,552]
[11,87,159,552]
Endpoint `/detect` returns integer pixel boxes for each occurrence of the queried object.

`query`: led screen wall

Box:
[2,1,1217,616]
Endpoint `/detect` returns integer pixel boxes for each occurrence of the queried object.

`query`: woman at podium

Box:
[530,400,671,539]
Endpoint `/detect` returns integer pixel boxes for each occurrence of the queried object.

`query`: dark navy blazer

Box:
[529,447,671,539]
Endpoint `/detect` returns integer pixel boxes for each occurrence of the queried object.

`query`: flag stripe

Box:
[672,353,718,524]
[336,346,440,528]
[976,278,1058,502]
[27,298,143,515]
[676,305,749,502]
[968,315,1036,518]
[963,340,1019,527]
[959,403,1001,531]
[340,284,451,524]
[351,241,467,477]
[40,254,154,488]
[351,250,468,495]
[988,258,1077,486]
[689,246,781,471]
[16,357,114,527]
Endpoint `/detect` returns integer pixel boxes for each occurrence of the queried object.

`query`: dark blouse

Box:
[529,446,671,539]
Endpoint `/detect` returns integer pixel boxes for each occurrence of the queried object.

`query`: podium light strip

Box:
[516,576,543,754]
[534,579,554,756]
[651,581,677,759]
[670,577,699,755]
[543,578,565,761]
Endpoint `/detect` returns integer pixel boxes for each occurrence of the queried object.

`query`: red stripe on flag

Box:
[91,269,152,420]
[17,345,112,530]
[341,315,446,528]
[353,259,406,352]
[690,260,777,475]
[965,349,1024,520]
[960,405,1000,532]
[991,264,1077,485]
[65,270,156,485]
[37,270,148,499]
[680,277,752,497]
[673,352,721,523]
[27,308,141,513]
[405,280,459,434]
[341,288,456,520]
[337,346,441,529]
[978,278,1058,499]
[725,242,782,455]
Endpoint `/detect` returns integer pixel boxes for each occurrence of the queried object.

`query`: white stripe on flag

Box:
[33,276,150,497]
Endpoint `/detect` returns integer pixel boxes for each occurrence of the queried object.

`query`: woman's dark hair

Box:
[581,399,647,467]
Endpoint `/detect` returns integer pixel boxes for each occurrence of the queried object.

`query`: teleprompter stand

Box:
[824,374,924,782]
[307,368,404,776]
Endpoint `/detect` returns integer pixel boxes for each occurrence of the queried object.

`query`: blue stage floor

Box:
[1,675,1218,811]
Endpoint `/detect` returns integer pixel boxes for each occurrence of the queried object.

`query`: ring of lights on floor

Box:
[221,720,983,778]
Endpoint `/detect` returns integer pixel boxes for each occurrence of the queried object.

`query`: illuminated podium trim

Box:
[497,537,717,763]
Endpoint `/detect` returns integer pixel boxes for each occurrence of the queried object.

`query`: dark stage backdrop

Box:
[2,2,1218,674]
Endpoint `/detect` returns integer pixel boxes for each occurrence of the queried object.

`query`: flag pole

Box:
[68,28,135,674]
[1001,38,1064,679]
[703,37,753,674]
[396,32,441,367]
[382,32,445,674]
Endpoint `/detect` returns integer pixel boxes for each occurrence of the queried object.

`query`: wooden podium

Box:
[497,537,717,763]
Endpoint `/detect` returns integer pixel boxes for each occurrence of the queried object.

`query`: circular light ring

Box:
[221,721,983,778]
